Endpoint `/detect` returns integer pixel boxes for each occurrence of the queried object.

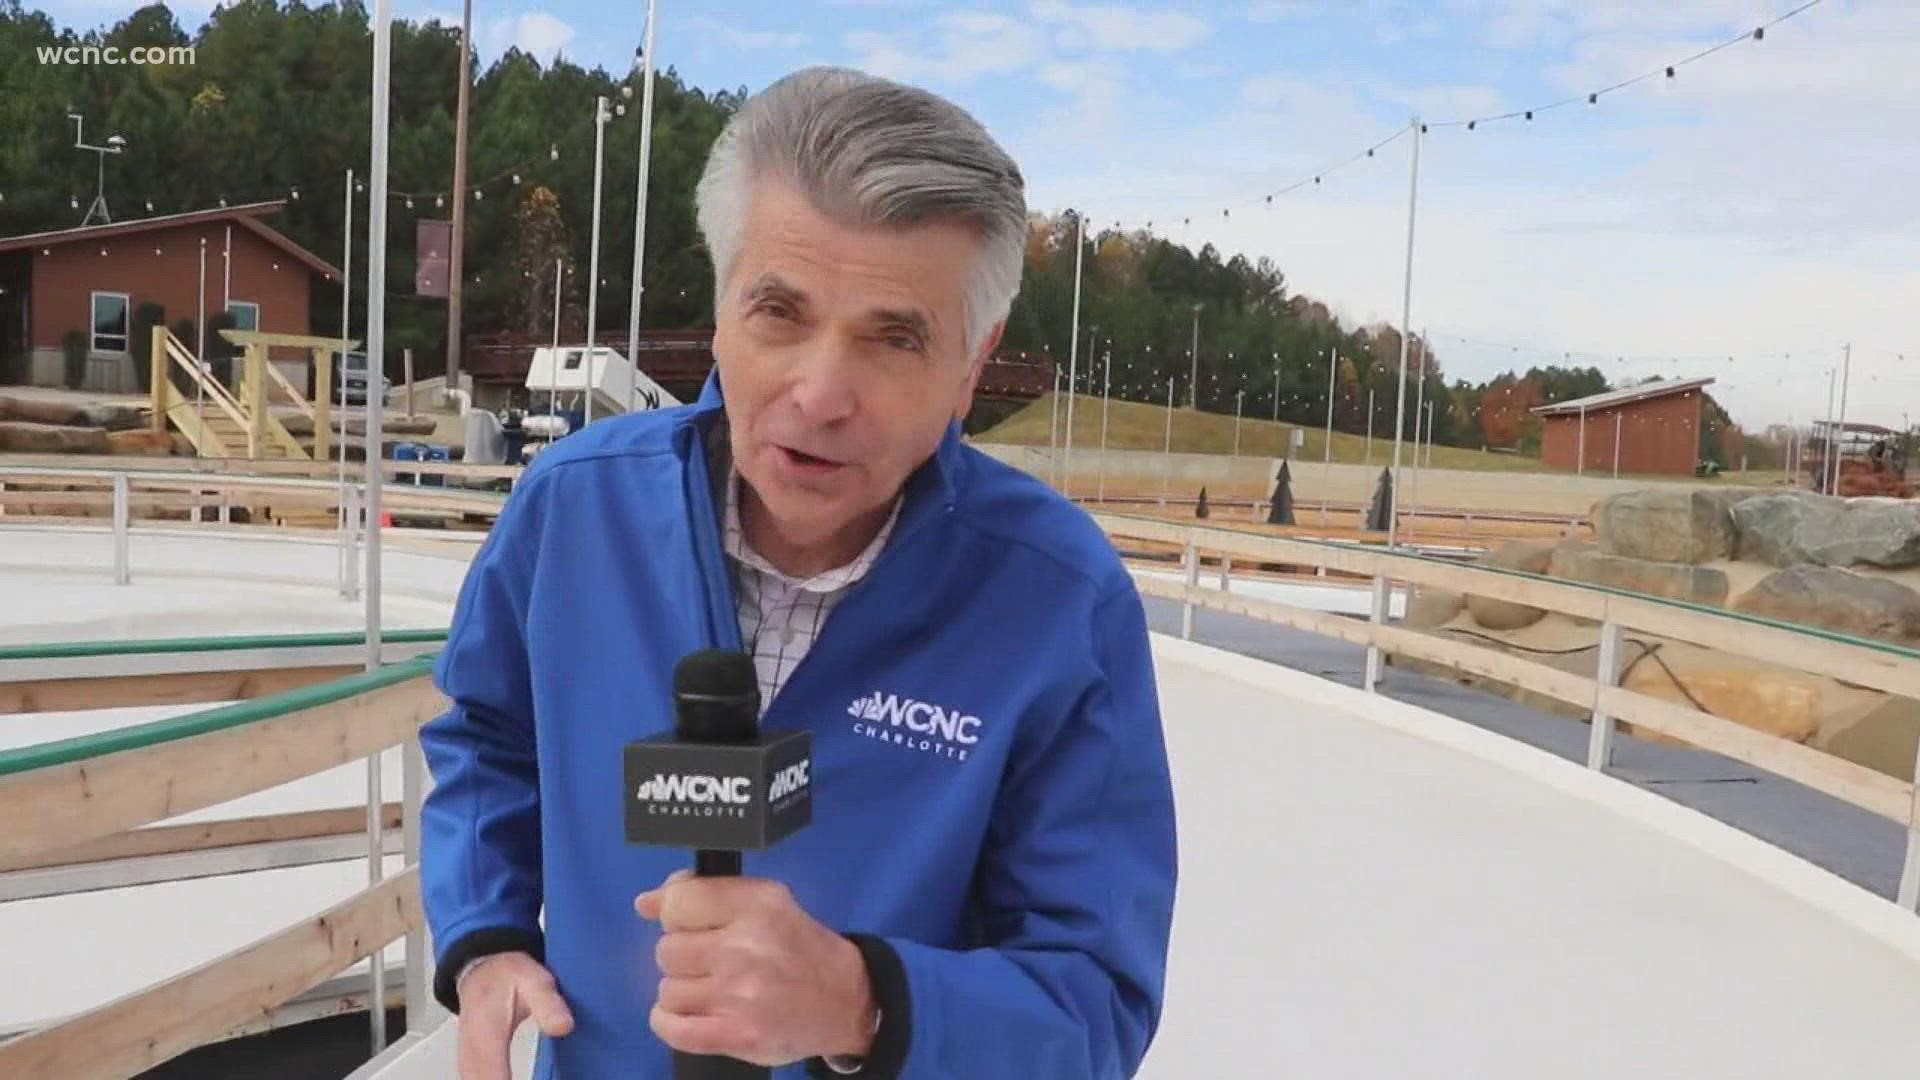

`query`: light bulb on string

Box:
[291,186,301,200]
[436,194,445,209]
[70,196,79,210]
[1587,93,1598,106]
[512,173,521,185]
[406,197,414,210]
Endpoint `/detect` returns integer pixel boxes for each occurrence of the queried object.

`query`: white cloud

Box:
[1243,0,1322,22]
[844,11,1046,84]
[1030,0,1211,52]
[482,13,574,64]
[1378,82,1507,121]
[686,16,809,53]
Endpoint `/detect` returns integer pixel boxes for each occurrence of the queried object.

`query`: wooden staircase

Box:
[150,327,351,461]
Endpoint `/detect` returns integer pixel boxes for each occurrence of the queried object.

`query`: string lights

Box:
[1104,0,1825,233]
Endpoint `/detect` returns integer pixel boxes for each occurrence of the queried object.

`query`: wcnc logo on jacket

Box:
[847,691,982,762]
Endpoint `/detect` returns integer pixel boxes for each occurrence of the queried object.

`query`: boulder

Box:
[76,402,146,431]
[0,421,111,454]
[1732,565,1920,646]
[1621,658,1822,745]
[1794,501,1920,569]
[1548,546,1729,606]
[106,429,178,456]
[1819,694,1920,782]
[1591,490,1736,564]
[1466,540,1555,631]
[0,394,86,427]
[1405,586,1464,629]
[1730,492,1830,566]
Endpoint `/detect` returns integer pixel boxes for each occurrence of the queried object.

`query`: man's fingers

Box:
[654,973,723,1016]
[455,999,515,1080]
[634,868,696,920]
[520,976,576,1038]
[655,928,731,977]
[652,876,788,932]
[650,1004,753,1061]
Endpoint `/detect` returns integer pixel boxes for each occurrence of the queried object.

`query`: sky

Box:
[39,0,1920,430]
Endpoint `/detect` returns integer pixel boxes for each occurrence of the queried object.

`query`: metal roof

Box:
[1531,376,1715,417]
[0,201,343,281]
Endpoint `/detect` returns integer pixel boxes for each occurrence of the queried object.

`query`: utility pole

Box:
[445,0,472,398]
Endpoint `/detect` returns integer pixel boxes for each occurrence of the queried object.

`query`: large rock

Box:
[1732,565,1920,646]
[0,394,86,427]
[1548,546,1729,605]
[1819,694,1920,782]
[1592,490,1738,564]
[0,421,111,454]
[1621,659,1823,744]
[106,429,178,456]
[1731,492,1831,566]
[1466,540,1555,631]
[1794,501,1920,569]
[1405,586,1464,629]
[76,402,146,431]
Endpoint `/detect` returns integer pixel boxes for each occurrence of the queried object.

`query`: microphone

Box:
[626,650,814,1080]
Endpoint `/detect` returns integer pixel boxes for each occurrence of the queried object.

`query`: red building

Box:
[1533,377,1714,476]
[0,201,341,393]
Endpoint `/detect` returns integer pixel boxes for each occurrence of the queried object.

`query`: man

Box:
[421,67,1178,1079]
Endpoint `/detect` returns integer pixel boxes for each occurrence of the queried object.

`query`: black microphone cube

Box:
[623,730,812,851]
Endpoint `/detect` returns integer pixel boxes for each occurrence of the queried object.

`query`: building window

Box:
[91,291,130,354]
[227,300,260,332]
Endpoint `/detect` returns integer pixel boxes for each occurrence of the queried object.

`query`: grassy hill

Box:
[978,392,1546,473]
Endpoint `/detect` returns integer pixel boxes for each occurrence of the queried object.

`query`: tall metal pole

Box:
[1410,337,1427,509]
[626,0,660,411]
[1233,389,1244,460]
[1613,411,1623,479]
[445,0,472,399]
[1577,404,1587,476]
[1162,375,1174,507]
[1831,343,1852,494]
[1098,348,1111,504]
[1064,211,1085,500]
[1048,366,1060,487]
[1271,361,1280,424]
[1188,305,1200,408]
[550,257,563,423]
[1426,399,1435,468]
[363,0,394,1053]
[194,237,207,454]
[1820,366,1837,493]
[1365,387,1374,465]
[1386,117,1420,550]
[337,169,353,541]
[583,96,610,427]
[1320,349,1336,521]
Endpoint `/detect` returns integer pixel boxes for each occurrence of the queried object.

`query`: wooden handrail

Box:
[0,868,420,1078]
[262,357,317,423]
[1121,518,1920,829]
[161,333,249,432]
[0,803,404,874]
[0,671,442,864]
[1098,513,1920,702]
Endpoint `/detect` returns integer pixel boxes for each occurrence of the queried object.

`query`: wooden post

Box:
[403,347,415,418]
[149,326,169,433]
[312,346,333,463]
[1587,620,1623,771]
[245,343,267,459]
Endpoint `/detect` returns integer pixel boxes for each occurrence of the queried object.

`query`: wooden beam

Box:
[0,868,419,1079]
[1598,685,1913,823]
[0,676,443,865]
[0,803,402,874]
[0,665,358,717]
[220,330,359,352]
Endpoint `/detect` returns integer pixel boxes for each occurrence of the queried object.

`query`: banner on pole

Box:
[415,220,452,298]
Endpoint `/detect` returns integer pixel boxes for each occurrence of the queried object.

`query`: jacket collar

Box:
[685,368,967,530]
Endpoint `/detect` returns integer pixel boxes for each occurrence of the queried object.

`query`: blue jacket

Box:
[419,373,1178,1078]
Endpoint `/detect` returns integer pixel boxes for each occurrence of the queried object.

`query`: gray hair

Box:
[695,66,1027,358]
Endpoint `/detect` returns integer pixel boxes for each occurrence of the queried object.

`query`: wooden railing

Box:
[1096,511,1920,910]
[0,654,444,1077]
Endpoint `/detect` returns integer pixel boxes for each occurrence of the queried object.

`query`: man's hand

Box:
[636,871,877,1066]
[455,951,576,1080]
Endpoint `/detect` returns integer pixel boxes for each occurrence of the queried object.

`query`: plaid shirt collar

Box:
[722,468,903,594]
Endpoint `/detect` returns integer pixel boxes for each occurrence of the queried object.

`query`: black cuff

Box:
[432,926,547,1014]
[807,933,912,1079]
